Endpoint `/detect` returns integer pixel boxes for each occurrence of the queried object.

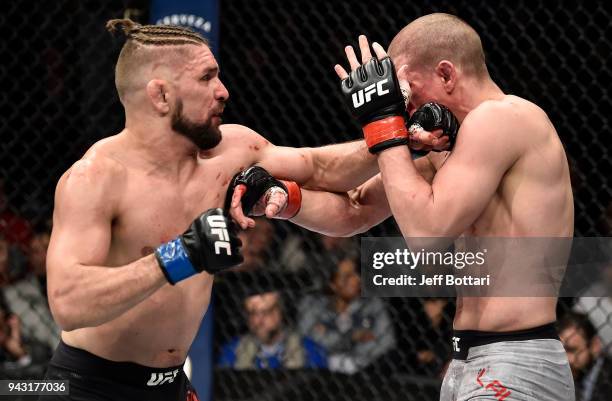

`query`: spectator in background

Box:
[235,218,281,271]
[0,297,31,374]
[0,235,9,287]
[559,312,612,401]
[279,232,357,274]
[0,232,27,286]
[218,291,326,369]
[0,180,32,251]
[0,232,27,285]
[0,296,50,378]
[573,260,612,358]
[415,298,453,376]
[2,227,60,352]
[298,255,396,374]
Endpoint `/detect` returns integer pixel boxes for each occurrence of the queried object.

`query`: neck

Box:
[262,329,284,346]
[123,112,200,171]
[334,296,350,313]
[453,78,505,122]
[430,313,443,328]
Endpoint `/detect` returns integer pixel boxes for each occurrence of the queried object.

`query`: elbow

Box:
[331,220,362,238]
[49,292,86,332]
[339,222,370,238]
[402,220,459,252]
[400,198,459,239]
[335,207,377,238]
[423,217,464,240]
[333,229,361,238]
[313,217,365,238]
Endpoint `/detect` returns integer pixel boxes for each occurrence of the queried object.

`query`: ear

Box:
[435,60,456,93]
[145,79,171,115]
[396,64,409,80]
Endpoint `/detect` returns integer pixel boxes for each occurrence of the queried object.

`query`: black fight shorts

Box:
[39,340,200,401]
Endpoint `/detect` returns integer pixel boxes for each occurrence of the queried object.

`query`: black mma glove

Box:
[224,166,302,219]
[341,57,409,153]
[408,102,460,155]
[155,208,243,284]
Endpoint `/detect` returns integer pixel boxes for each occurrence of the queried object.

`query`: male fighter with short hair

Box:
[233,13,575,401]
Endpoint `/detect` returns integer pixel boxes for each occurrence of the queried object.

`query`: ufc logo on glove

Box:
[207,215,232,255]
[352,79,389,108]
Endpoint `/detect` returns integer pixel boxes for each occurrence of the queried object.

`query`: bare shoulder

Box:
[449,96,541,167]
[56,139,127,208]
[201,124,273,166]
[464,96,549,134]
[218,124,271,149]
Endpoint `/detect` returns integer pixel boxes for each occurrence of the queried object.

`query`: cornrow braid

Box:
[109,18,211,103]
[106,18,208,47]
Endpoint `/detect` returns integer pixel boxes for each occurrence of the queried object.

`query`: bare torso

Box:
[62,127,259,367]
[453,95,574,331]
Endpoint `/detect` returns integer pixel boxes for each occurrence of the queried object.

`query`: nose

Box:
[215,79,229,102]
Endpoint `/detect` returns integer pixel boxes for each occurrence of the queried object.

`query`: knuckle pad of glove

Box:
[189,209,233,270]
[234,166,286,215]
[342,78,352,90]
[358,66,367,82]
[409,102,459,147]
[380,57,393,75]
[365,59,379,77]
[180,220,203,269]
[341,56,405,124]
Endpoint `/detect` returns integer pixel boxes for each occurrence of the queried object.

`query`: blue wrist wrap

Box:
[155,237,198,285]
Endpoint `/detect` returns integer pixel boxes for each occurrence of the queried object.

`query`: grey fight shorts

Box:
[440,323,574,401]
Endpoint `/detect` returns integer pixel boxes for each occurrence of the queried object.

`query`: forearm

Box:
[377,147,442,237]
[290,190,370,237]
[304,140,378,192]
[293,150,440,238]
[290,187,389,237]
[50,254,167,331]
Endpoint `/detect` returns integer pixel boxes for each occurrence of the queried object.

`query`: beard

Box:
[171,99,222,150]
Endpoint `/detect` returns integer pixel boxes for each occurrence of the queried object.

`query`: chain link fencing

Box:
[1,0,611,400]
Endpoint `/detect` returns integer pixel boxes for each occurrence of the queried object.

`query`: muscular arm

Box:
[289,153,441,237]
[223,123,443,236]
[290,175,389,237]
[377,102,522,239]
[47,158,167,331]
[222,124,378,192]
[265,140,377,192]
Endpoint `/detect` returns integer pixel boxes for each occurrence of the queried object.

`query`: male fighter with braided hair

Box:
[232,13,575,401]
[43,19,452,401]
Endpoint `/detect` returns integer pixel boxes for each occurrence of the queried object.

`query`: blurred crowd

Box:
[1,178,612,400]
[0,181,60,379]
[213,216,612,401]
